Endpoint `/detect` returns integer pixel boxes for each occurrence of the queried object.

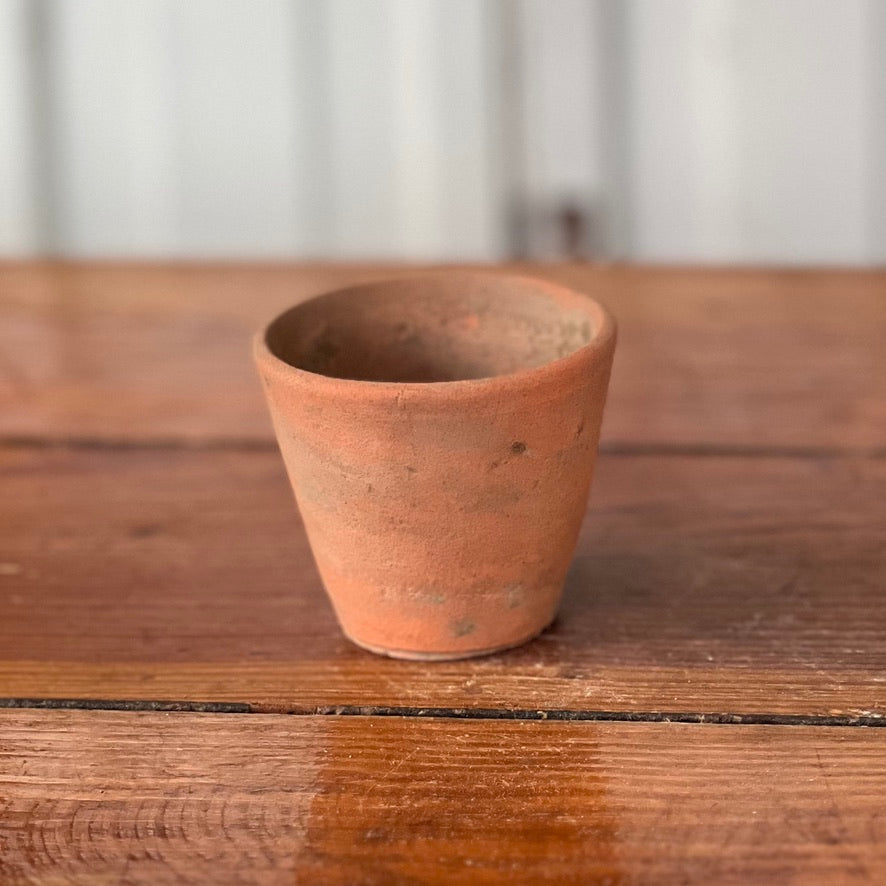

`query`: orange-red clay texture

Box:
[254,272,616,660]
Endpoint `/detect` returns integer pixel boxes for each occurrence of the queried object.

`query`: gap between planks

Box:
[1,698,884,727]
[2,434,886,460]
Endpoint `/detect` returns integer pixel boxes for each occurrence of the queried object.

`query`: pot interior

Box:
[265,274,596,383]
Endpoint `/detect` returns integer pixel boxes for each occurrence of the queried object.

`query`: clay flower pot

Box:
[254,272,616,660]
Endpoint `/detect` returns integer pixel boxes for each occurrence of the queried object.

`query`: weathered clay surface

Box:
[254,272,616,659]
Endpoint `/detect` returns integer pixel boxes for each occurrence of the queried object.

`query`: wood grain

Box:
[3,263,885,883]
[2,262,885,450]
[1,710,884,884]
[2,445,884,717]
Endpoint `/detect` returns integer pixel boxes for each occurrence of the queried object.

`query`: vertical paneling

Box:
[43,0,180,255]
[732,0,871,264]
[416,1,504,259]
[0,0,883,261]
[0,0,42,253]
[863,0,886,262]
[169,0,302,256]
[46,0,302,257]
[323,0,500,260]
[288,0,334,256]
[322,0,410,258]
[513,0,609,256]
[626,0,748,261]
[625,0,876,264]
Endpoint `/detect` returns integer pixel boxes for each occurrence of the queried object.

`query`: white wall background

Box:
[1,0,883,263]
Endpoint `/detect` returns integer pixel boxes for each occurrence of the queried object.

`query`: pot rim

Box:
[253,270,616,404]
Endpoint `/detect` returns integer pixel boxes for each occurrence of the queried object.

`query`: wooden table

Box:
[2,263,885,883]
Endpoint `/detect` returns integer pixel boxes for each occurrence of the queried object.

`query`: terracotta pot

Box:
[254,271,616,660]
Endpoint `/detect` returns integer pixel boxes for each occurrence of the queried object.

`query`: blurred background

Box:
[1,0,883,265]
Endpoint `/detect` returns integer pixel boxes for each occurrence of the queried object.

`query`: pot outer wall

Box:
[256,293,616,660]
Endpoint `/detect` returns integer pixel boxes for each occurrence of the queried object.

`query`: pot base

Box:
[343,620,555,661]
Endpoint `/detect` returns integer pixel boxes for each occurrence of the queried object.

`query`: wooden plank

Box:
[2,446,883,717]
[1,710,884,884]
[2,262,885,450]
